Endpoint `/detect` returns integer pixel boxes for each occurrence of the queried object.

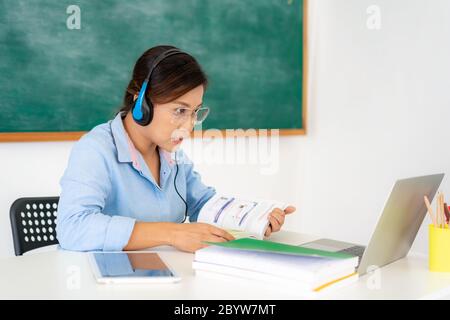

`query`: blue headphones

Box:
[132,48,186,126]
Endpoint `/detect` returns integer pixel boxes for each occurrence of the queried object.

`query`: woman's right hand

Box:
[168,223,235,253]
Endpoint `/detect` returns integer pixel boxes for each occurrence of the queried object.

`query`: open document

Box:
[197,194,288,239]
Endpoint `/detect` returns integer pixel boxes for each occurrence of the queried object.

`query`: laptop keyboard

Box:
[338,246,366,260]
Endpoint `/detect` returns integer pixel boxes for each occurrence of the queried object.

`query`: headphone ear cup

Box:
[131,80,154,126]
[139,95,154,126]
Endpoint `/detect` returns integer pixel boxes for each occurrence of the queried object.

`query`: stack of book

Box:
[193,238,359,297]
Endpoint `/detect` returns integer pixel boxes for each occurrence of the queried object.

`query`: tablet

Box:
[88,252,181,284]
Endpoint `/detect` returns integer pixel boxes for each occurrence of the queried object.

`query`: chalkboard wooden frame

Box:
[0,0,308,142]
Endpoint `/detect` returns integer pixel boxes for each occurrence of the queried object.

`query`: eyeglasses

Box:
[166,106,210,125]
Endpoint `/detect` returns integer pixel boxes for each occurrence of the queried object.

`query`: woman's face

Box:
[142,84,204,153]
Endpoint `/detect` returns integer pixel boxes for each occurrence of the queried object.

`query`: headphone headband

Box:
[145,48,185,82]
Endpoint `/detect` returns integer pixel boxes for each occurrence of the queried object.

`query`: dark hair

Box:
[118,45,208,115]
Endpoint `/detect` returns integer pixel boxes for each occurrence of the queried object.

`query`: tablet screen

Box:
[92,252,175,278]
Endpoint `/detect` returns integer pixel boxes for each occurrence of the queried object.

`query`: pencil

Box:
[442,193,447,228]
[424,195,437,227]
[438,193,442,227]
[444,202,450,225]
[443,194,446,227]
[437,192,442,228]
[439,192,444,228]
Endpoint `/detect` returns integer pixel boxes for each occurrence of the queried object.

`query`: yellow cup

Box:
[429,224,450,272]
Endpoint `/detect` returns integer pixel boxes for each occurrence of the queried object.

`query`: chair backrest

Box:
[10,197,59,256]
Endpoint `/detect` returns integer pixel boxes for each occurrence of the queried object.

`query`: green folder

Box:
[204,238,353,260]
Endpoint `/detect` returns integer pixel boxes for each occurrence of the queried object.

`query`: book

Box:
[193,238,360,296]
[205,238,355,259]
[197,194,288,239]
[192,261,359,297]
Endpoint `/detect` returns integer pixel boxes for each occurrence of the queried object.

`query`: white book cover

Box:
[194,246,359,284]
[193,262,359,298]
[197,194,288,239]
[192,261,357,290]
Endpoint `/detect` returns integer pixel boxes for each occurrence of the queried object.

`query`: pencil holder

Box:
[429,224,450,272]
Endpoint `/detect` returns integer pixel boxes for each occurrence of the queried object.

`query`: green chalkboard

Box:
[0,0,306,138]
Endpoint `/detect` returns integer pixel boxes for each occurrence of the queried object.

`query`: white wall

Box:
[1,0,449,258]
[302,0,450,255]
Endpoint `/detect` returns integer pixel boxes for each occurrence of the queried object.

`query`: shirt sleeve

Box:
[178,151,216,223]
[56,136,136,252]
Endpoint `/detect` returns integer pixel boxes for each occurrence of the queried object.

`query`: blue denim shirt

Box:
[56,112,216,251]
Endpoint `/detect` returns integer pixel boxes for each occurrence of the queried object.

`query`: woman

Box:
[56,45,296,253]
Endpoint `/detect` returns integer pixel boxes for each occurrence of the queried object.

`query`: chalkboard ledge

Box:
[0,129,306,142]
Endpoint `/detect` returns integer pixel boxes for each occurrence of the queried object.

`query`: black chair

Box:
[10,197,59,256]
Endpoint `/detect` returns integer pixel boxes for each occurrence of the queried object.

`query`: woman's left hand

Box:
[264,205,296,237]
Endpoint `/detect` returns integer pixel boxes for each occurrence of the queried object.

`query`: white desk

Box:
[1,231,450,300]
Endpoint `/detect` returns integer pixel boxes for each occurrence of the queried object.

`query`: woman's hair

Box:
[118,45,208,115]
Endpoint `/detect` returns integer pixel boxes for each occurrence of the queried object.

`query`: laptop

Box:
[300,174,444,275]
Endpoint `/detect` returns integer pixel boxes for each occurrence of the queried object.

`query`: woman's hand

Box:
[169,223,235,253]
[264,205,296,237]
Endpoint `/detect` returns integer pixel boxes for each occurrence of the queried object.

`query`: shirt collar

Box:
[111,112,134,164]
[110,112,177,171]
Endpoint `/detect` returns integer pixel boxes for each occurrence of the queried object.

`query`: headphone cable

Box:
[174,151,188,223]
